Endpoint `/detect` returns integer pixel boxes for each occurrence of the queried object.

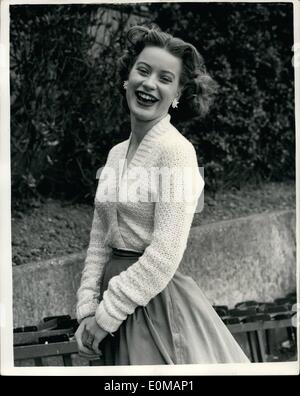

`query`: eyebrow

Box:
[136,61,176,78]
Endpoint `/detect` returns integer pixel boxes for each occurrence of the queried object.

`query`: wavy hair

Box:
[117,24,218,120]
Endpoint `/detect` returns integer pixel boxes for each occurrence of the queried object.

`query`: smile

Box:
[135,91,159,105]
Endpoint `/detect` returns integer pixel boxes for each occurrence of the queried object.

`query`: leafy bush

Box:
[10,3,295,206]
[154,3,295,189]
[151,2,295,189]
[10,4,143,204]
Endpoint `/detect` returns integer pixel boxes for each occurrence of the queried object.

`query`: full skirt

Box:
[98,249,250,365]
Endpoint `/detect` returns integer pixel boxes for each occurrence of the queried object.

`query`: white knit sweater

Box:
[76,114,202,333]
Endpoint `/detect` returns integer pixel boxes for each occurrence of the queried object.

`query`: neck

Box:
[130,113,168,146]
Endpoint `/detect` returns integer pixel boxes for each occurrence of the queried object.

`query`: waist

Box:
[100,248,144,295]
[111,247,144,258]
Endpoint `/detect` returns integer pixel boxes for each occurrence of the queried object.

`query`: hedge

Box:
[10,3,295,205]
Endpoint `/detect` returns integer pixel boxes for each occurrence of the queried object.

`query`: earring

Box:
[123,81,128,90]
[171,98,179,109]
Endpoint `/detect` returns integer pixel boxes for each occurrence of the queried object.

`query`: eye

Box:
[160,75,173,84]
[137,67,149,76]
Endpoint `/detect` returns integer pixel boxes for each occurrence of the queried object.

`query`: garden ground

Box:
[11,181,295,266]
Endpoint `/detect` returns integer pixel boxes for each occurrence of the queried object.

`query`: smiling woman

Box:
[74,25,250,365]
[126,46,182,124]
[119,25,219,123]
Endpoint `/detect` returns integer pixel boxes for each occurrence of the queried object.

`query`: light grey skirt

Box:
[98,248,250,365]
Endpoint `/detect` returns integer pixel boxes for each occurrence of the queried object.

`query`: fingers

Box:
[75,322,96,356]
[78,350,100,360]
[74,321,84,347]
[92,337,102,355]
[81,326,90,347]
[75,317,105,358]
[82,326,96,351]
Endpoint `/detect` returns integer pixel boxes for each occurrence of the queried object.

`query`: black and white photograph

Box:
[0,0,299,375]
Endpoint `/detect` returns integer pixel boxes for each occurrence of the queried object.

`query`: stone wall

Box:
[13,210,296,327]
[180,210,296,308]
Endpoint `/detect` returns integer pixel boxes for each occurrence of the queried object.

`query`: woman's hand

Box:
[75,316,108,356]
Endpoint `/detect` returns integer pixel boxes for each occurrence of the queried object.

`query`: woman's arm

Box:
[76,148,115,323]
[95,141,202,333]
[76,205,112,323]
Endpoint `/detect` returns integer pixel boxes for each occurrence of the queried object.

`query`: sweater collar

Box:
[123,113,171,171]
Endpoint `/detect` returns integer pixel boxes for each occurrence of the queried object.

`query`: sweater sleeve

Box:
[76,160,113,323]
[95,141,202,333]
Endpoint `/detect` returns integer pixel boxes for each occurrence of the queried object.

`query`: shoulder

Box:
[107,138,129,160]
[158,123,197,165]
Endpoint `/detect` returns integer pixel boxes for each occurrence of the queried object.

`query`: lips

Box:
[135,90,159,106]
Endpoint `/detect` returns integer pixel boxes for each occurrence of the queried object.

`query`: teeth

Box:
[141,93,153,100]
[137,92,157,102]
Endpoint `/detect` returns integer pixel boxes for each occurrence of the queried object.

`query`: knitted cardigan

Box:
[76,114,202,333]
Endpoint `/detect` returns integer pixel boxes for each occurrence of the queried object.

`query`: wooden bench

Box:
[14,297,297,366]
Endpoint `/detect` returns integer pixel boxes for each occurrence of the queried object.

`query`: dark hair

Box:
[117,24,218,121]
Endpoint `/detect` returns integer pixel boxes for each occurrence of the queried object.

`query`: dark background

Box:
[10,2,295,206]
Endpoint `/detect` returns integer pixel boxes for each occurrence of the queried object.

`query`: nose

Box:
[142,74,157,90]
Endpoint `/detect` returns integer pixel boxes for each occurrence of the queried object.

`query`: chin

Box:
[131,106,157,122]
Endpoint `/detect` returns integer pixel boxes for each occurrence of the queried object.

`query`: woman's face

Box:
[126,46,182,123]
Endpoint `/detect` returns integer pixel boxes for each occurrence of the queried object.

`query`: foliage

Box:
[10,3,295,205]
[150,2,295,189]
[10,4,139,203]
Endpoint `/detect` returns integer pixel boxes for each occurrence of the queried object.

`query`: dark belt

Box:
[112,247,144,258]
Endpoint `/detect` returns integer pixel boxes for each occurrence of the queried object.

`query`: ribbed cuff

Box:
[95,302,123,333]
[76,300,98,323]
